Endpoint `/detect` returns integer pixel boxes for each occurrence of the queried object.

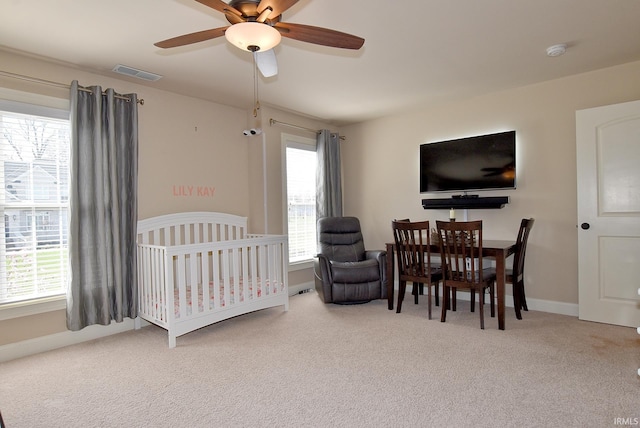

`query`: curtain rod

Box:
[269,118,345,140]
[269,118,317,134]
[0,70,144,105]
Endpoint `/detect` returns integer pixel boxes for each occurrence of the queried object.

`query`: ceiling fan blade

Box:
[274,22,364,50]
[154,26,229,48]
[255,49,278,77]
[257,0,299,18]
[195,0,242,17]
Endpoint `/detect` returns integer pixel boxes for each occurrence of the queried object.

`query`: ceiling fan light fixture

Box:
[225,22,281,52]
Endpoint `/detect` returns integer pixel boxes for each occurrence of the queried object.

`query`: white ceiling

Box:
[2,0,640,126]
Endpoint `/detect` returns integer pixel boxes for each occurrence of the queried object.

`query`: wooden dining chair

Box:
[393,218,441,307]
[436,220,497,329]
[392,219,443,319]
[507,218,535,320]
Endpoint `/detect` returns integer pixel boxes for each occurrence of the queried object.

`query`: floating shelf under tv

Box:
[421,196,510,210]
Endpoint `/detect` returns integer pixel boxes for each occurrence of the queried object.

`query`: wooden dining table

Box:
[385,240,516,330]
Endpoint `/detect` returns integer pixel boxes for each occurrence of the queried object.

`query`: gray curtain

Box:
[66,81,139,331]
[316,129,343,219]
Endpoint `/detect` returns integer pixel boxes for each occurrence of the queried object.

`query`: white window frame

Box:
[281,133,316,271]
[0,90,69,319]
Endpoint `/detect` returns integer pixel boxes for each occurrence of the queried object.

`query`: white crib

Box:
[135,212,288,348]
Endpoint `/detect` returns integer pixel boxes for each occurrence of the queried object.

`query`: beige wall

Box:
[340,60,640,306]
[0,50,329,347]
[137,89,250,220]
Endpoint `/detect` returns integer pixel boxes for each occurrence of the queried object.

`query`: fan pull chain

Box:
[253,54,260,118]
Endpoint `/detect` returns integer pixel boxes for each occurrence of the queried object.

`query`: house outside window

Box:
[284,134,317,266]
[0,100,70,304]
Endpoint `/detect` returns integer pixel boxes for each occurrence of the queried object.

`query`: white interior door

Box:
[576,99,640,327]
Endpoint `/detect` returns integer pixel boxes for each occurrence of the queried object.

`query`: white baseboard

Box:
[453,292,578,316]
[0,318,149,363]
[401,283,579,317]
[519,297,578,317]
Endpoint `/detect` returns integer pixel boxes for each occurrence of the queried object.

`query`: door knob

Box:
[580,223,590,230]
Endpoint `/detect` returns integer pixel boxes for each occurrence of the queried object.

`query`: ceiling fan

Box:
[154,0,365,77]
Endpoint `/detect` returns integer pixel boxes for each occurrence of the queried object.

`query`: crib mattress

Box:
[147,278,284,320]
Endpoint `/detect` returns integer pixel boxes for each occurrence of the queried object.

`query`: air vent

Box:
[112,64,162,82]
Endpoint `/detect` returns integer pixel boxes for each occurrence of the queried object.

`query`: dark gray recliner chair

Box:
[313,217,387,304]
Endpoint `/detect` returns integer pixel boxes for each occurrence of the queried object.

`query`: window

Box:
[0,100,70,304]
[284,135,316,265]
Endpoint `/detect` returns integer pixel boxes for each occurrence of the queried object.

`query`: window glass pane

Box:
[286,146,316,263]
[0,106,70,304]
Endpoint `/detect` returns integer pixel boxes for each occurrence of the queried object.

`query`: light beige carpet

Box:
[1,290,638,428]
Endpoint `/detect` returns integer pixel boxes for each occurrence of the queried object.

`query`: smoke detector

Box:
[546,44,567,57]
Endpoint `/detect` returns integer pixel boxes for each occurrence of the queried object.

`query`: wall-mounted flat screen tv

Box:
[420,130,516,193]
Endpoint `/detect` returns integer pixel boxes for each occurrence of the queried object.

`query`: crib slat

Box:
[269,243,278,294]
[195,223,200,243]
[165,249,174,326]
[234,246,240,301]
[221,249,230,306]
[258,243,267,295]
[188,250,198,314]
[160,247,169,323]
[249,243,258,298]
[232,247,240,303]
[212,223,219,242]
[202,250,211,311]
[241,244,249,301]
[265,243,273,295]
[212,249,221,309]
[149,247,156,320]
[177,254,187,318]
[184,222,191,245]
[173,226,179,246]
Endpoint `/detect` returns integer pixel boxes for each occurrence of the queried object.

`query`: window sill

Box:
[0,295,66,321]
[289,260,313,272]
